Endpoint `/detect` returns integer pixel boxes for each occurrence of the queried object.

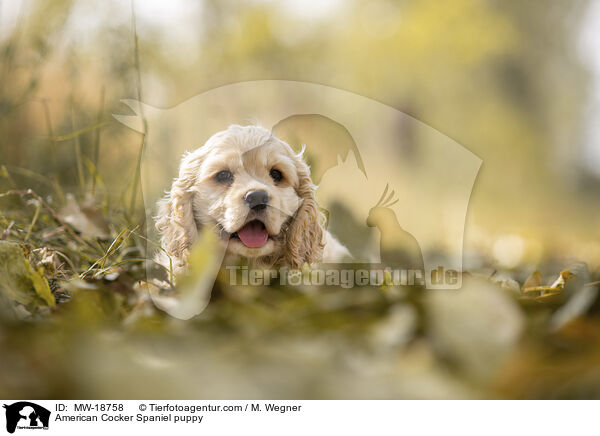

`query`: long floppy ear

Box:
[285,152,326,269]
[155,153,202,269]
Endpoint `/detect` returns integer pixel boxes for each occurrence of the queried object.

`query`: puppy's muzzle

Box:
[244,189,269,211]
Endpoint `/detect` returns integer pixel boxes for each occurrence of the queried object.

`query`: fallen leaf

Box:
[522,270,576,294]
[0,241,56,308]
[29,247,62,274]
[522,270,542,291]
[550,270,576,290]
[58,193,110,238]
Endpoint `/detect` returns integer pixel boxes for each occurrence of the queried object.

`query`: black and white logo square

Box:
[3,402,50,434]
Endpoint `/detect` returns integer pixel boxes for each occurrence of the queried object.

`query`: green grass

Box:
[0,0,599,399]
[0,159,600,399]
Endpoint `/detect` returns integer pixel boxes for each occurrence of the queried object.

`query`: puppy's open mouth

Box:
[231,220,269,248]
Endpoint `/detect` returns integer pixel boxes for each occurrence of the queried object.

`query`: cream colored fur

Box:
[155,124,350,275]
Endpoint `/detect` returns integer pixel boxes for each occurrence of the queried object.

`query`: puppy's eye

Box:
[215,170,233,183]
[269,169,283,183]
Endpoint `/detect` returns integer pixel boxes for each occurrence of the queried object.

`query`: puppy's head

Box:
[156,125,325,269]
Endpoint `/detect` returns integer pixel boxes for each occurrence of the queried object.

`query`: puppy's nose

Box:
[244,190,269,211]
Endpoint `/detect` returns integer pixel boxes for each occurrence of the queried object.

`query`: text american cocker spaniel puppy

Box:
[155,124,349,275]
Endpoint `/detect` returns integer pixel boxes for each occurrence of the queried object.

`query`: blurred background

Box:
[1,0,600,399]
[1,0,600,267]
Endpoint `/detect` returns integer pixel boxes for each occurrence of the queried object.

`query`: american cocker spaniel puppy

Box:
[155,124,349,275]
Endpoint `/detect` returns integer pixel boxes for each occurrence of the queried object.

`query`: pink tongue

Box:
[237,221,268,248]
